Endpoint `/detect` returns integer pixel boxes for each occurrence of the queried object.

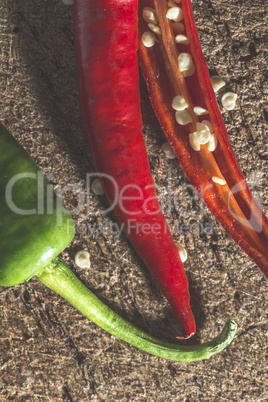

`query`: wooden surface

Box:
[0,0,267,400]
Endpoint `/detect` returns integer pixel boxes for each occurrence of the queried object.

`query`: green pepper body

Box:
[0,123,75,286]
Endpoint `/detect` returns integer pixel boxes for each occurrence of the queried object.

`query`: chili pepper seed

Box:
[75,250,91,269]
[91,179,105,195]
[166,7,184,22]
[178,53,193,72]
[175,34,189,45]
[193,106,208,116]
[172,95,188,110]
[148,23,162,36]
[207,133,218,152]
[175,110,193,125]
[189,133,201,151]
[161,142,176,159]
[193,123,211,144]
[177,245,188,263]
[202,120,213,133]
[212,176,227,185]
[221,92,238,111]
[143,7,158,24]
[142,31,156,48]
[211,75,226,92]
[182,63,196,77]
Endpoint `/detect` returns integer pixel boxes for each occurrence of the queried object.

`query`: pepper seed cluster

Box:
[141,1,240,187]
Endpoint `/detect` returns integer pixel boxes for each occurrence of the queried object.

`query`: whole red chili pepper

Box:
[138,0,268,275]
[74,0,196,336]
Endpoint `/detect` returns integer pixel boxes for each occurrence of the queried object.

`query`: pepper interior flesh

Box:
[138,0,268,274]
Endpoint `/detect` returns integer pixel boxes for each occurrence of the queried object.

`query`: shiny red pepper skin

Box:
[138,0,268,275]
[74,0,196,336]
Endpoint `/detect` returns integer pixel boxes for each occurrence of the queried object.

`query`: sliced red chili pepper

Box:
[73,0,196,336]
[138,0,268,275]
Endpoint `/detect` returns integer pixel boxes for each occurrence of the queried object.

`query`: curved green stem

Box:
[36,257,237,362]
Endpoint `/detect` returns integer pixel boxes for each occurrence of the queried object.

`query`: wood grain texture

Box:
[0,0,267,400]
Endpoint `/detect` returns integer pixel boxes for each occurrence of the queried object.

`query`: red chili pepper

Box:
[73,0,196,336]
[138,0,268,275]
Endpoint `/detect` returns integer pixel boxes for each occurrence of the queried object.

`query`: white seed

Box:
[196,122,207,131]
[192,122,211,144]
[75,250,91,269]
[211,75,226,92]
[189,133,201,151]
[177,245,187,263]
[142,31,156,48]
[62,0,74,4]
[221,92,237,111]
[212,176,226,186]
[207,133,218,152]
[175,110,193,125]
[202,120,213,133]
[91,179,105,195]
[161,142,176,159]
[178,53,193,72]
[193,106,209,116]
[143,7,158,24]
[166,7,184,22]
[172,22,185,34]
[182,63,195,77]
[172,95,188,111]
[148,23,161,36]
[175,34,189,45]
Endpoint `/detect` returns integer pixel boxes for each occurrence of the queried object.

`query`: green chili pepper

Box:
[0,122,75,286]
[0,122,237,361]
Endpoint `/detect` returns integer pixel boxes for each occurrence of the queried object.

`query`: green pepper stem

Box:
[36,257,237,362]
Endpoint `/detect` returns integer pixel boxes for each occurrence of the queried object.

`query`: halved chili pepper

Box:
[73,0,197,336]
[138,0,268,275]
[0,122,237,361]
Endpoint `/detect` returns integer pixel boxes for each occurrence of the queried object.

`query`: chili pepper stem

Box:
[36,257,237,362]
